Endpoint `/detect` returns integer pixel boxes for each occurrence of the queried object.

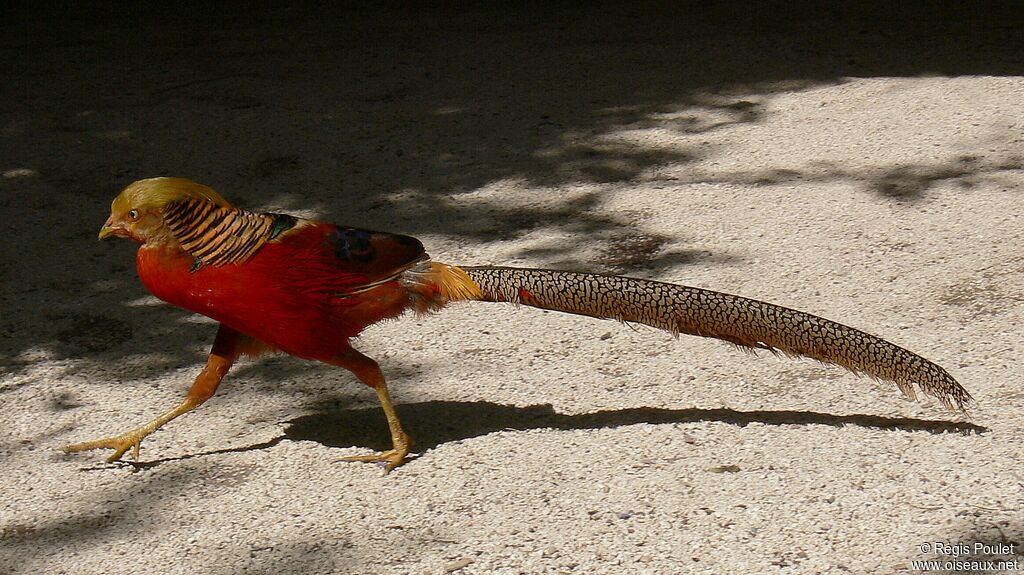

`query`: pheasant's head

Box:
[100,177,230,244]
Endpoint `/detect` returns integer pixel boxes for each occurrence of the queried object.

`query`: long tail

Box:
[402,262,971,412]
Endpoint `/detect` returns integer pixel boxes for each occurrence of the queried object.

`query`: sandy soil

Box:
[1,4,1022,574]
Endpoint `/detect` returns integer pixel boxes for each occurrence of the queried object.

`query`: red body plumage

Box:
[136,222,423,362]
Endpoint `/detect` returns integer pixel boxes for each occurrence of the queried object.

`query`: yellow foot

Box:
[64,430,148,463]
[339,437,414,474]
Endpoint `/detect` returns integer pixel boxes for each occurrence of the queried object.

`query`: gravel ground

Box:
[1,4,1022,574]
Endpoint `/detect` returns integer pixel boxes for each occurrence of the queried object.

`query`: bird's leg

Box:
[331,347,412,473]
[64,324,247,463]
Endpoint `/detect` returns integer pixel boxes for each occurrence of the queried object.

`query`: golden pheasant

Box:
[64,177,972,471]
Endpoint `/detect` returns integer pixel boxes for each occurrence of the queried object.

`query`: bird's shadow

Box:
[117,400,987,469]
[287,401,986,452]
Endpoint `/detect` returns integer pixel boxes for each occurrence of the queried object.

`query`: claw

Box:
[340,448,410,474]
[339,433,413,474]
[63,395,207,463]
[64,430,148,463]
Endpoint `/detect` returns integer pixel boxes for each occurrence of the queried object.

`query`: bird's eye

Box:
[128,209,139,220]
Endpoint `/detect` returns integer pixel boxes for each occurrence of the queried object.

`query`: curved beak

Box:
[98,218,128,240]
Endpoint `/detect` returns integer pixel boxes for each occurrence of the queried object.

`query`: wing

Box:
[321,225,425,290]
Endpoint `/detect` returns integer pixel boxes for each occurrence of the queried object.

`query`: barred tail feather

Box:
[436,265,969,412]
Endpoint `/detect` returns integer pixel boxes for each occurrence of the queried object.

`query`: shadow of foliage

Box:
[0,463,222,570]
[1,1,1021,375]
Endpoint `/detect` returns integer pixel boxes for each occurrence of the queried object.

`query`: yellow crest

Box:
[112,177,232,214]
